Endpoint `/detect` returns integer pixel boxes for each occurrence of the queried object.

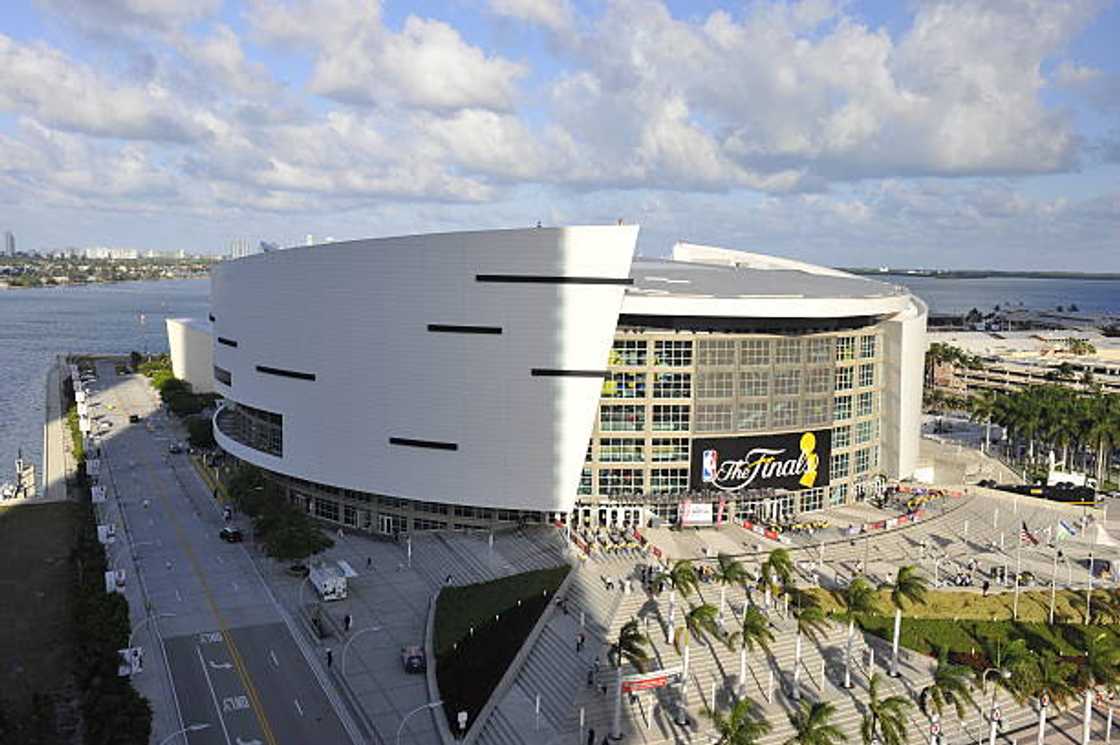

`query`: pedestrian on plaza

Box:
[593,657,600,674]
[366,556,373,570]
[982,580,990,597]
[344,614,353,632]
[587,668,594,688]
[326,648,333,668]
[587,727,595,745]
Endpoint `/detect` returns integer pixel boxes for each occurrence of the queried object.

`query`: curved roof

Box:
[622,242,914,319]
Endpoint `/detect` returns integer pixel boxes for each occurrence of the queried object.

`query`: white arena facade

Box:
[171,226,927,533]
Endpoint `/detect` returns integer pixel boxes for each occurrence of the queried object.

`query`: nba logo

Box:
[702,449,718,482]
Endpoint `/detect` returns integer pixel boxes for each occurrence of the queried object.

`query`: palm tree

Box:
[761,547,794,597]
[1077,633,1120,745]
[714,552,749,621]
[609,618,652,738]
[840,576,878,688]
[1028,651,1076,745]
[735,605,775,696]
[860,672,914,745]
[785,700,844,745]
[676,603,721,687]
[790,592,828,700]
[918,646,976,720]
[665,559,699,634]
[881,565,928,677]
[969,390,998,453]
[708,695,772,745]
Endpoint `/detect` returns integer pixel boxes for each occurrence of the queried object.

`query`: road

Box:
[88,360,356,745]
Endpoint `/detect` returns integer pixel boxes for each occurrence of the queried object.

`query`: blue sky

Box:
[0,0,1117,269]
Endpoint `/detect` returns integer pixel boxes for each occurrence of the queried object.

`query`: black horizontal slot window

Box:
[213,366,232,386]
[256,365,316,381]
[217,337,238,348]
[208,313,216,322]
[476,274,633,286]
[389,437,458,451]
[531,369,610,378]
[427,324,502,335]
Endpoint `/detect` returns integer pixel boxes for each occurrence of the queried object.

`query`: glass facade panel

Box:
[651,438,689,462]
[598,468,644,496]
[600,404,645,432]
[774,338,802,365]
[773,369,801,396]
[649,468,688,494]
[836,336,855,361]
[833,425,851,449]
[653,372,691,398]
[738,370,770,397]
[805,337,833,364]
[653,340,693,367]
[833,395,852,421]
[858,363,875,388]
[695,403,733,433]
[603,372,646,398]
[599,438,645,462]
[610,339,647,366]
[860,335,877,359]
[652,404,690,432]
[697,371,735,398]
[835,367,853,391]
[805,367,831,394]
[737,400,769,431]
[772,400,799,428]
[739,339,770,366]
[697,339,736,366]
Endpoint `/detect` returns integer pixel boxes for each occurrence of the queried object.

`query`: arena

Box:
[168,226,927,533]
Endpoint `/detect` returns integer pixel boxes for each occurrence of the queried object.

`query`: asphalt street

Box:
[89,361,356,745]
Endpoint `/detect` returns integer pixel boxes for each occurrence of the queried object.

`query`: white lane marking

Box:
[196,646,234,745]
[209,660,234,670]
[235,738,263,745]
[269,650,279,669]
[294,698,304,717]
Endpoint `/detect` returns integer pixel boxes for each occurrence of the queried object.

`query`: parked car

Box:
[219,527,243,543]
[168,442,183,454]
[128,414,140,423]
[400,645,426,673]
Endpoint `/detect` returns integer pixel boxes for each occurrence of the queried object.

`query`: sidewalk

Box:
[41,356,71,502]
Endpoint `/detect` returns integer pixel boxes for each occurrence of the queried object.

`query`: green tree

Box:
[761,548,794,593]
[840,576,878,688]
[714,553,749,620]
[1076,633,1120,745]
[186,415,216,448]
[1028,651,1076,745]
[668,559,700,600]
[732,605,774,694]
[784,700,844,745]
[707,696,772,745]
[609,619,653,738]
[260,510,334,563]
[881,565,928,677]
[860,672,914,745]
[918,646,976,720]
[676,603,721,683]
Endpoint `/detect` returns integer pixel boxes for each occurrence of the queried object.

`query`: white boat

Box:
[0,450,36,501]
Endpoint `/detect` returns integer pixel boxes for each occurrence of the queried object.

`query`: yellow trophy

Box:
[799,432,819,487]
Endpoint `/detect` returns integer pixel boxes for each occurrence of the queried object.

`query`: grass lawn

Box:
[435,565,570,732]
[807,586,1097,624]
[0,501,81,716]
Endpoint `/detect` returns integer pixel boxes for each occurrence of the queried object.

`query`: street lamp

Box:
[128,612,175,648]
[396,700,443,745]
[157,723,210,745]
[982,667,1011,745]
[341,626,382,676]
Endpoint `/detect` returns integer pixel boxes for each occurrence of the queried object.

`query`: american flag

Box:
[1020,521,1039,546]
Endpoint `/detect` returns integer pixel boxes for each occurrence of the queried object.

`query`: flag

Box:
[1056,519,1078,541]
[1019,521,1039,546]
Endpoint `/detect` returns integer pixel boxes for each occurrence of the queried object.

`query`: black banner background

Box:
[689,429,832,491]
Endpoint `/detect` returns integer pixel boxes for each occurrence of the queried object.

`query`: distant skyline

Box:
[1,0,1118,269]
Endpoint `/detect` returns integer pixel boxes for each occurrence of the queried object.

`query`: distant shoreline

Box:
[843,269,1120,281]
[0,275,208,290]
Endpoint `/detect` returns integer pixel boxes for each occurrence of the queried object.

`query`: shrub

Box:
[186,416,216,448]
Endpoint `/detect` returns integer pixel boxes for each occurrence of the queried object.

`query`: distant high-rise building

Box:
[4,230,14,256]
[229,239,259,260]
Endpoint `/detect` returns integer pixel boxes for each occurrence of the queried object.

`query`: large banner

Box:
[690,429,832,492]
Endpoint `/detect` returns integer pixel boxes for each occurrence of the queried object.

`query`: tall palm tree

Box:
[785,700,844,745]
[714,552,749,621]
[969,390,998,453]
[665,559,699,633]
[1077,633,1120,745]
[707,695,772,745]
[860,672,914,745]
[734,605,774,696]
[790,592,828,700]
[840,576,878,688]
[609,618,652,738]
[676,603,721,687]
[881,565,928,677]
[1028,651,1076,745]
[918,646,976,720]
[760,548,794,610]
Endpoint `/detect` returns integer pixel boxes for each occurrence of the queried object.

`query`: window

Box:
[695,403,733,433]
[801,488,824,513]
[653,372,691,398]
[578,468,592,495]
[216,402,283,456]
[830,483,848,506]
[855,448,871,474]
[870,445,880,469]
[805,367,831,395]
[737,401,769,431]
[857,391,875,417]
[836,336,855,361]
[835,367,853,391]
[653,340,693,367]
[806,337,833,364]
[599,438,644,463]
[313,498,340,523]
[214,366,232,386]
[343,504,358,527]
[649,468,688,494]
[610,339,647,367]
[697,339,736,366]
[738,370,769,397]
[772,400,800,428]
[739,339,771,366]
[651,438,688,462]
[585,443,592,462]
[413,518,446,531]
[833,395,852,421]
[773,369,801,396]
[856,419,876,444]
[774,338,802,365]
[833,425,851,449]
[598,468,644,496]
[652,404,690,432]
[831,452,850,479]
[804,397,830,426]
[697,372,735,398]
[860,335,878,359]
[603,372,646,398]
[600,404,645,432]
[858,363,875,388]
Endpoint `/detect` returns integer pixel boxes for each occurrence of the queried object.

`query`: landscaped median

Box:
[434,565,570,735]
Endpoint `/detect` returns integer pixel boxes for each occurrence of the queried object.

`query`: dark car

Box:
[219,527,243,543]
[128,414,140,423]
[401,645,426,673]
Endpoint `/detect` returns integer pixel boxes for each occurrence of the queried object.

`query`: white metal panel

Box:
[166,318,214,394]
[880,296,927,480]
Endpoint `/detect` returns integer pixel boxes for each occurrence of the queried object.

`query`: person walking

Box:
[344,614,353,632]
[586,727,595,745]
[366,556,372,570]
[326,647,333,668]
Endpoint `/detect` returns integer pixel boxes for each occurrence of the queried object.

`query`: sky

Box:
[0,0,1118,269]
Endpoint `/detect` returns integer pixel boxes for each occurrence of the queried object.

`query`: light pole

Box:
[342,626,382,676]
[983,667,1011,745]
[157,723,210,745]
[129,612,175,648]
[1050,546,1060,625]
[396,700,443,745]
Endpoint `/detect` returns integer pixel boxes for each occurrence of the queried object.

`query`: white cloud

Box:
[176,25,280,98]
[1053,61,1104,86]
[489,0,575,32]
[35,0,221,32]
[251,0,527,111]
